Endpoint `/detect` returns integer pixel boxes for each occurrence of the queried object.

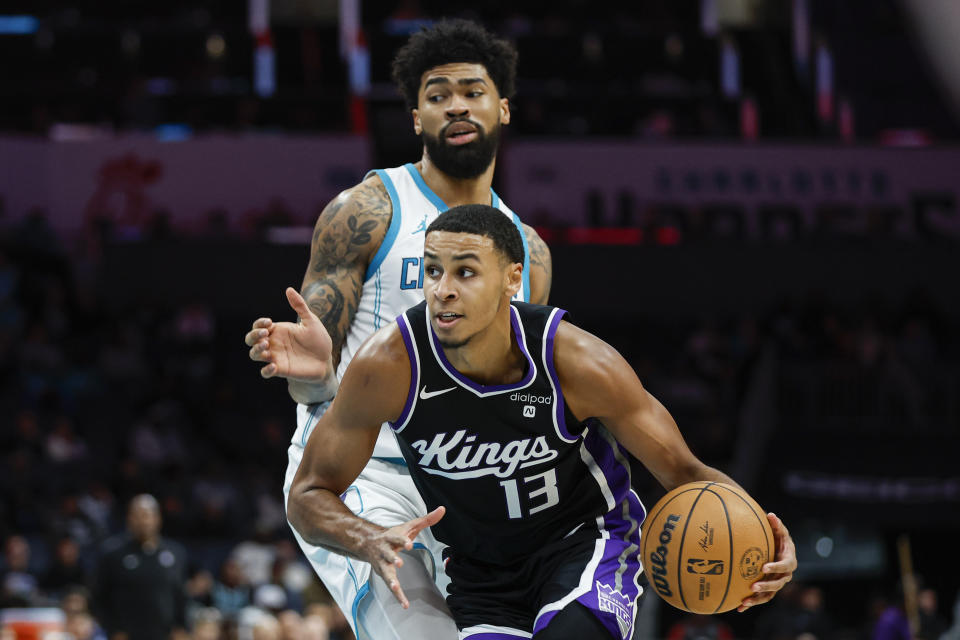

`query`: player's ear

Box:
[412,109,422,135]
[500,98,510,125]
[505,261,522,298]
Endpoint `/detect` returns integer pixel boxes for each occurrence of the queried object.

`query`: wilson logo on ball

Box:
[648,513,681,597]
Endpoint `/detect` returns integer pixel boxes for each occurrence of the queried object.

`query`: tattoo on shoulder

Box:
[310,181,391,275]
[303,179,392,363]
[527,230,550,268]
[525,227,553,302]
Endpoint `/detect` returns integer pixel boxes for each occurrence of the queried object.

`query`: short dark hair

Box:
[390,19,518,111]
[426,204,524,265]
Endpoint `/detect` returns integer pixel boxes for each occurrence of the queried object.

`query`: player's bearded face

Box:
[421,119,501,179]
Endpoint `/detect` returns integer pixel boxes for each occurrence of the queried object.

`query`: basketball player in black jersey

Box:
[282,205,797,639]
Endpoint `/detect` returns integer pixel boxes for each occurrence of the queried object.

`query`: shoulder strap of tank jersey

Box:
[539,304,578,443]
[511,301,566,341]
[390,300,428,433]
[399,300,428,340]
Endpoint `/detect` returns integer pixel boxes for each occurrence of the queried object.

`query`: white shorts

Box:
[282,402,450,639]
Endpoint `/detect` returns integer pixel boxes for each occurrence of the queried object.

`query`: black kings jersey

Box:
[390,301,636,565]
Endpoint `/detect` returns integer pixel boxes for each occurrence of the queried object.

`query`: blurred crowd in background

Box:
[1,0,958,142]
[2,0,960,639]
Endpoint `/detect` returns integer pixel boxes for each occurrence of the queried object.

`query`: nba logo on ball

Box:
[641,481,775,614]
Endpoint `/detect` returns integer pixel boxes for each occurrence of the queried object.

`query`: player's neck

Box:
[415,157,496,208]
[443,304,524,386]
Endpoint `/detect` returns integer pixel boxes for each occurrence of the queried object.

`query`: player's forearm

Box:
[669,462,742,492]
[286,363,339,404]
[287,486,385,560]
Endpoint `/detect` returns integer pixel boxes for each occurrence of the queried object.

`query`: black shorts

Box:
[444,495,645,639]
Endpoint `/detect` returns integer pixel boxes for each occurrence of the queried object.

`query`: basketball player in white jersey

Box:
[277,204,797,639]
[244,20,551,639]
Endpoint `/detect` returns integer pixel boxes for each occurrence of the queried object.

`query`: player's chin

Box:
[437,330,471,350]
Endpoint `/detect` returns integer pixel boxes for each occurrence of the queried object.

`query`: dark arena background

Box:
[1,1,959,639]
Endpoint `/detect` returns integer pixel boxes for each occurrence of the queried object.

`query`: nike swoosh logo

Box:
[419,385,456,400]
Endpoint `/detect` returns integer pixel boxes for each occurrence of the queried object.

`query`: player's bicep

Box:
[557,324,702,489]
[523,224,552,305]
[301,180,392,364]
[603,383,704,491]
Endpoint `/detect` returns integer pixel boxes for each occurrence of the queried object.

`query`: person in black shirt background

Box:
[94,494,188,640]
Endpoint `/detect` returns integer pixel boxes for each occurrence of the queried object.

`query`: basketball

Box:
[641,481,775,614]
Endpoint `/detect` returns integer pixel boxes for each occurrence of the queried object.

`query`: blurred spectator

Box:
[65,611,108,640]
[252,583,289,616]
[210,558,252,622]
[190,607,224,640]
[667,613,733,640]
[185,567,214,615]
[303,603,351,640]
[792,585,835,640]
[45,416,89,465]
[755,582,801,640]
[0,535,39,607]
[872,592,911,640]
[42,535,88,597]
[251,613,281,640]
[917,587,947,640]
[61,584,95,618]
[78,483,116,537]
[94,494,188,640]
[231,526,277,587]
[277,609,305,640]
[301,613,330,640]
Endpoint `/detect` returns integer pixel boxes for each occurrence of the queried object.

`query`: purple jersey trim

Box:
[388,314,419,432]
[543,308,575,440]
[428,305,537,396]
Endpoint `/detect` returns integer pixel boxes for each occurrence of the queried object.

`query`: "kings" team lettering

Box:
[410,429,558,479]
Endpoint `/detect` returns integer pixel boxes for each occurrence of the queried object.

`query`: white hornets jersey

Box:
[299,163,532,461]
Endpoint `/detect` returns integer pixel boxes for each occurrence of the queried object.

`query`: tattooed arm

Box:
[522,224,553,305]
[244,175,393,404]
[286,175,393,404]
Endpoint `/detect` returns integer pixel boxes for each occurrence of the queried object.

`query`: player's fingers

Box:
[376,558,409,608]
[382,531,415,552]
[260,363,277,379]
[763,556,797,574]
[285,287,314,322]
[253,318,272,329]
[751,572,791,594]
[390,577,410,609]
[244,328,266,347]
[767,512,792,543]
[248,341,271,362]
[738,590,776,611]
[407,506,445,537]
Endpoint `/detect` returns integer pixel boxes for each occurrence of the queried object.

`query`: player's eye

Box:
[460,268,475,278]
[425,265,441,278]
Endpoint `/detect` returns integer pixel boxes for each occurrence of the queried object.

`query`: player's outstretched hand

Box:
[365,506,446,609]
[738,512,797,612]
[243,287,334,381]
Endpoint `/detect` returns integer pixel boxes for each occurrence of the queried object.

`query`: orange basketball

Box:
[640,481,775,614]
